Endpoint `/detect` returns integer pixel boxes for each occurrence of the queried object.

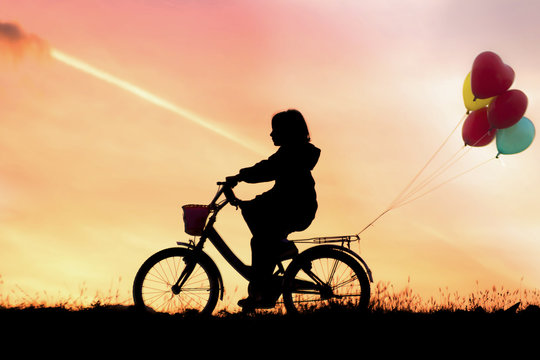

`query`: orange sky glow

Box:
[1,0,539,308]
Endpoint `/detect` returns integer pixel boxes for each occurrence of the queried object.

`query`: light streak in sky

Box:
[50,48,266,156]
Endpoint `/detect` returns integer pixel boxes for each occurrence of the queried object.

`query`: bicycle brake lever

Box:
[229,198,240,210]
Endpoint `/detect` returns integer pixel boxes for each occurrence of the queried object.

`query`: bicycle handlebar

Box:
[216,180,240,206]
[217,177,237,187]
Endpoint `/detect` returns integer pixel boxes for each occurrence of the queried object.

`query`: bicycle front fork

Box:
[171,247,203,294]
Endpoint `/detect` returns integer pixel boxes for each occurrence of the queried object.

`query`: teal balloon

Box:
[496,117,535,155]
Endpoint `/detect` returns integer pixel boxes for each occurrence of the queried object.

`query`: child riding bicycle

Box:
[226,109,321,310]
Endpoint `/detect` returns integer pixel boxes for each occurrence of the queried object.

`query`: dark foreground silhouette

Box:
[2,304,539,350]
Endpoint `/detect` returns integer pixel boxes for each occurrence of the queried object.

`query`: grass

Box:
[2,277,539,351]
[0,275,128,310]
[369,278,540,313]
[2,275,539,314]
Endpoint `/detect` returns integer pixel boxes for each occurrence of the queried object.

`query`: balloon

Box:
[462,108,497,146]
[487,89,528,129]
[471,51,514,99]
[463,72,494,112]
[496,117,535,156]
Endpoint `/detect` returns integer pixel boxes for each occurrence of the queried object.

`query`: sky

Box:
[1,0,539,308]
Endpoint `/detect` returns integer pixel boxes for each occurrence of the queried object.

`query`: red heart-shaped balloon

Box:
[471,51,514,99]
[487,89,528,129]
[462,107,497,147]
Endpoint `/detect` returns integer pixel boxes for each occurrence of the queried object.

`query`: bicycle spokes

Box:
[133,248,218,315]
[283,248,370,312]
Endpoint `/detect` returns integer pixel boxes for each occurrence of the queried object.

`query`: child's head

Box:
[270,109,310,146]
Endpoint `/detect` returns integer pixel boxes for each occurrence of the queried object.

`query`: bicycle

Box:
[132,180,373,315]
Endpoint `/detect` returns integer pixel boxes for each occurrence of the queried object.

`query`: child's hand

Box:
[225,175,239,187]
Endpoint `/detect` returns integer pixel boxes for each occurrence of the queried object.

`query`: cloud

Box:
[0,21,49,61]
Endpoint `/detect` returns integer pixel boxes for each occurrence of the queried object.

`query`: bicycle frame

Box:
[172,182,373,300]
[178,183,252,281]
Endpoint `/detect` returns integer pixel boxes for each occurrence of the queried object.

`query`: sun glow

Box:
[49,48,266,155]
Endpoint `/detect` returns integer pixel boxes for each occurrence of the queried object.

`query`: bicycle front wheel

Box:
[133,247,220,315]
[282,246,370,314]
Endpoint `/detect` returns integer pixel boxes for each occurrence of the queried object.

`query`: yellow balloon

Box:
[462,72,494,112]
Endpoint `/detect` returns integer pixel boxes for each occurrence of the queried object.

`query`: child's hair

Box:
[271,109,311,144]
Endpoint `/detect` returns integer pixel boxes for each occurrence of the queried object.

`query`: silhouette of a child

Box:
[227,109,320,309]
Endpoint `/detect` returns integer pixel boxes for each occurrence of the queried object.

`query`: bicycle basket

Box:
[182,204,210,236]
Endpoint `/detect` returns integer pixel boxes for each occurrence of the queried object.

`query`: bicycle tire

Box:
[133,247,220,315]
[282,246,370,314]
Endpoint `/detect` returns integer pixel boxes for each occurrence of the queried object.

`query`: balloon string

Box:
[394,145,468,207]
[357,114,493,237]
[357,156,492,236]
[389,113,467,209]
[357,208,393,236]
[391,157,496,209]
[392,129,492,207]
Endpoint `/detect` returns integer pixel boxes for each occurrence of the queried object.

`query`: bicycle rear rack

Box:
[291,234,360,248]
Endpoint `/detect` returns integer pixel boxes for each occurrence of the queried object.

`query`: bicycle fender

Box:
[176,241,196,250]
[333,245,374,283]
[174,242,226,300]
[297,245,374,283]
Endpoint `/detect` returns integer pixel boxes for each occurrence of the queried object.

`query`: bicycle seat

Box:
[277,241,298,261]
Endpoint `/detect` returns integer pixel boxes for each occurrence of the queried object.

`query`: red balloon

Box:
[487,89,528,129]
[471,51,514,99]
[462,108,497,146]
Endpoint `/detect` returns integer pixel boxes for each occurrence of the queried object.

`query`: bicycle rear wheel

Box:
[282,246,370,314]
[133,247,220,315]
